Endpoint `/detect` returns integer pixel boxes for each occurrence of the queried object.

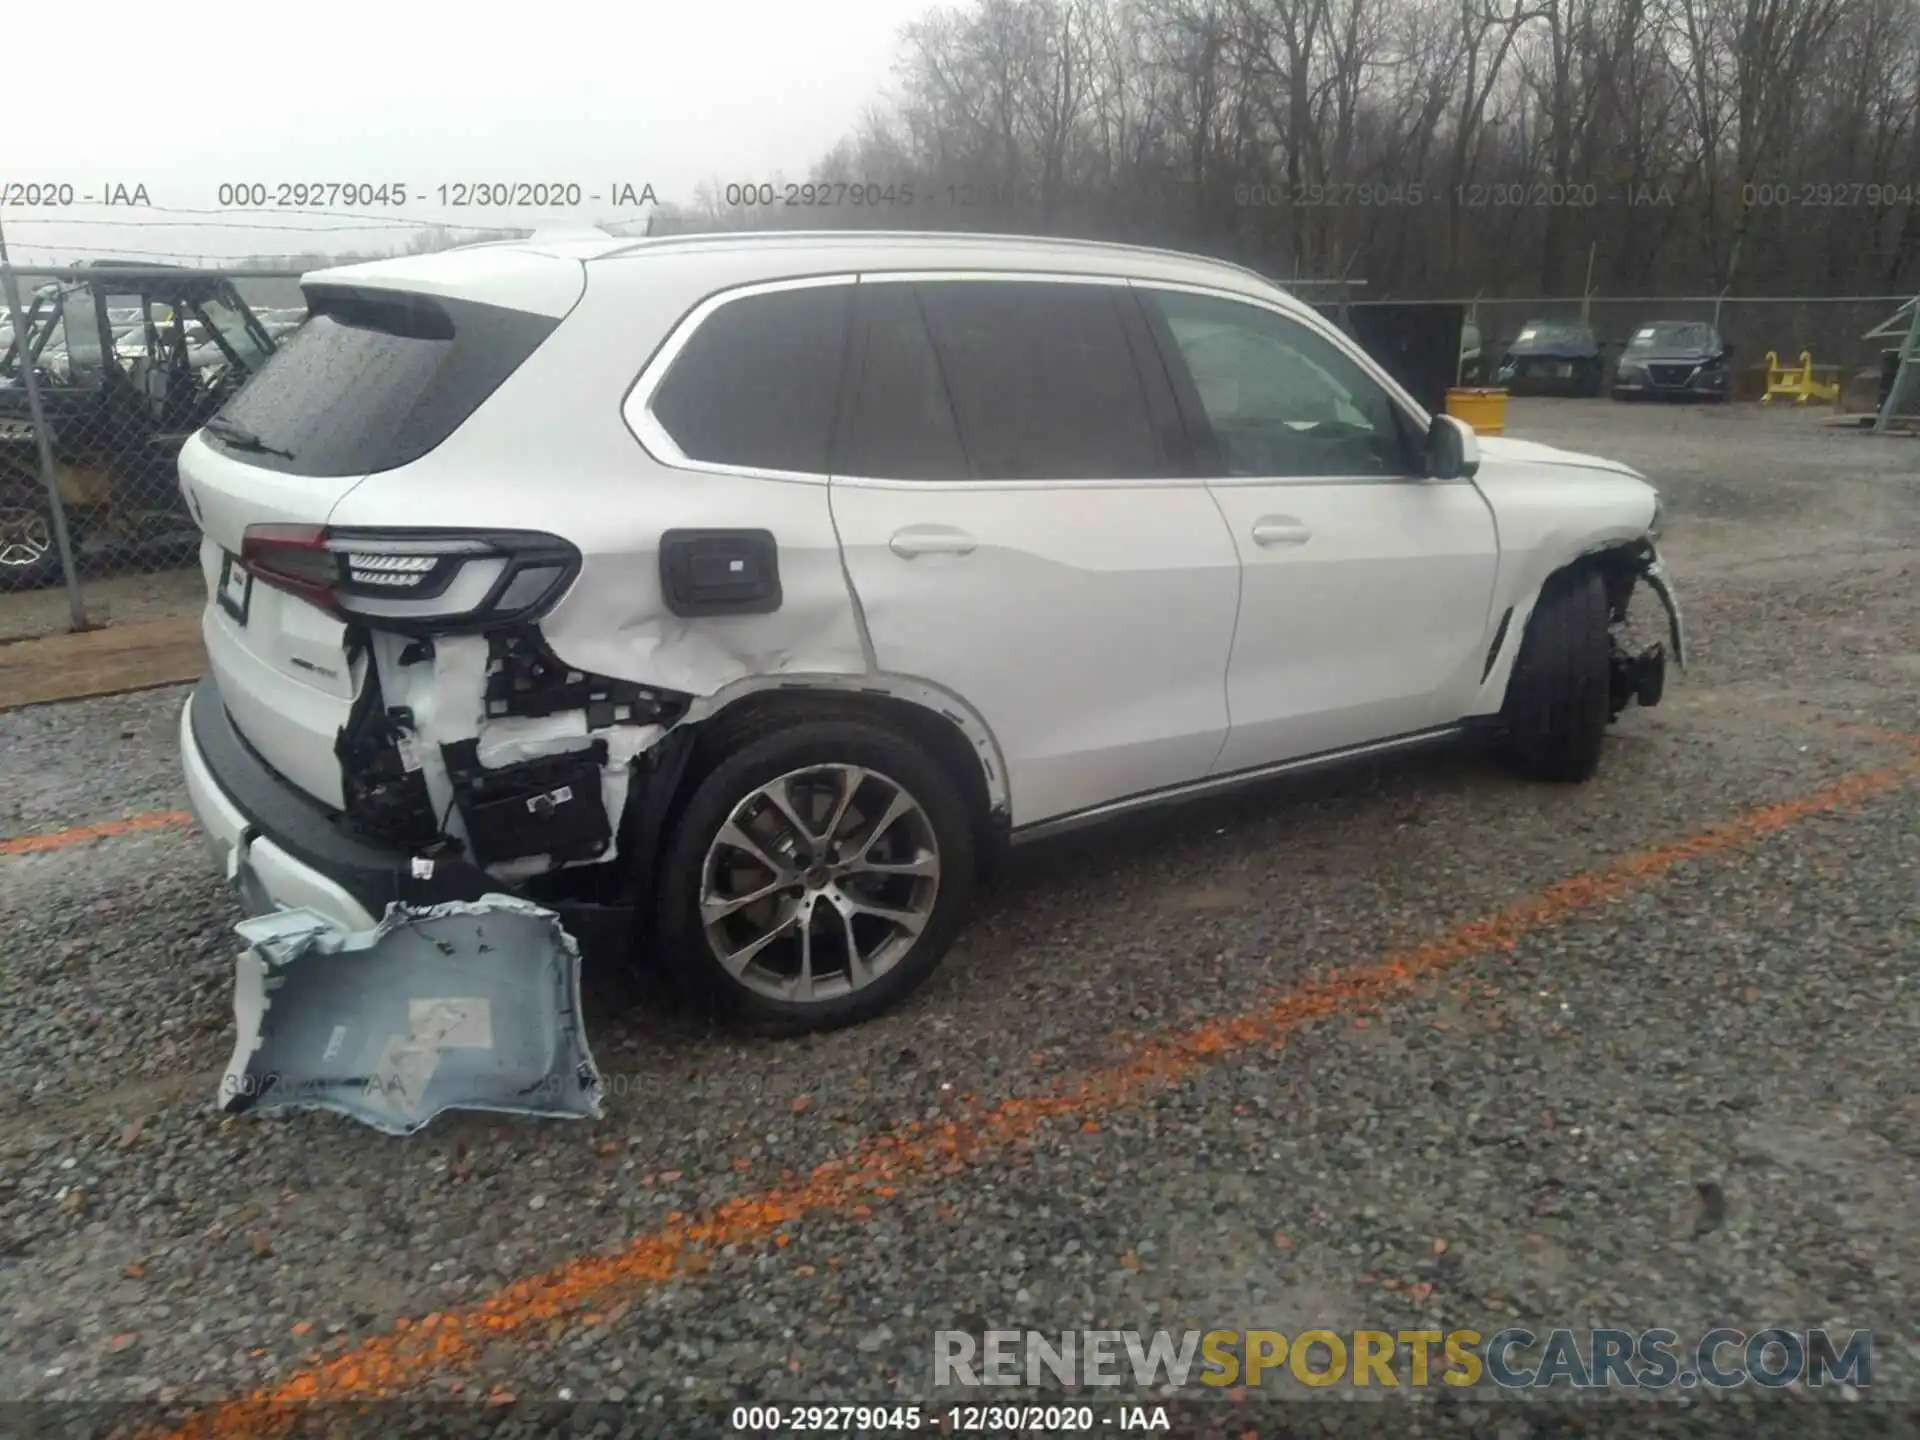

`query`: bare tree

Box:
[795,0,1919,297]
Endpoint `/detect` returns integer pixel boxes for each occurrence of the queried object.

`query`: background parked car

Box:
[1497,319,1606,397]
[1611,320,1733,402]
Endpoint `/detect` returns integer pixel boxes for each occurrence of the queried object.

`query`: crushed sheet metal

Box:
[219,896,603,1135]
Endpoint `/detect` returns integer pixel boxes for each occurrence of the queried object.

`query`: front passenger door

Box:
[1136,286,1501,774]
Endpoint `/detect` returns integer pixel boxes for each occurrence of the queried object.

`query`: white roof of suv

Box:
[305,230,1296,318]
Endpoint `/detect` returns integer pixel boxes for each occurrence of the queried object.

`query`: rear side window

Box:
[838,285,969,481]
[649,285,852,474]
[914,281,1171,481]
[206,288,559,477]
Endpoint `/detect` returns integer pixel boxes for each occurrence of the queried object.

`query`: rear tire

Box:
[1499,566,1611,782]
[653,718,977,1032]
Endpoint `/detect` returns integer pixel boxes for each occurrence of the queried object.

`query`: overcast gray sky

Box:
[2,0,923,265]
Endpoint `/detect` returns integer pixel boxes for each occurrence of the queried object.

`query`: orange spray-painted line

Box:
[1831,723,1920,753]
[0,810,193,856]
[154,753,1920,1437]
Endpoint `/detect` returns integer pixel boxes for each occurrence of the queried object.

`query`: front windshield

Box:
[193,292,274,374]
[1629,322,1714,350]
[1513,321,1592,347]
[0,291,58,375]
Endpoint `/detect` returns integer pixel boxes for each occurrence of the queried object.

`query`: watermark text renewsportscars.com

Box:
[934,1327,1871,1392]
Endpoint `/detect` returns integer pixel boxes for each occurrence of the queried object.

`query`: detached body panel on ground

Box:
[220,898,602,1134]
[176,230,1682,1056]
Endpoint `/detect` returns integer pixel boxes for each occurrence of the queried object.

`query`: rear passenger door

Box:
[829,277,1241,828]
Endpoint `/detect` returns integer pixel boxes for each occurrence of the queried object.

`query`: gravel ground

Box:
[0,399,1914,1437]
[0,565,203,643]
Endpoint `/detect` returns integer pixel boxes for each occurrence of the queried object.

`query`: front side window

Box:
[649,284,853,474]
[1141,289,1416,478]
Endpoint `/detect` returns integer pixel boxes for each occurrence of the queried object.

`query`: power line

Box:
[0,242,367,262]
[0,217,524,233]
[0,202,666,232]
[2,218,647,262]
[0,202,519,230]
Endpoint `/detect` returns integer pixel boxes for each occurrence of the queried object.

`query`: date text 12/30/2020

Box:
[212,182,660,209]
[727,1404,1173,1432]
[1234,180,1684,208]
[718,181,1130,208]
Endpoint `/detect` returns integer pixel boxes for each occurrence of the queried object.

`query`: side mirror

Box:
[1427,413,1480,480]
[1721,342,1735,359]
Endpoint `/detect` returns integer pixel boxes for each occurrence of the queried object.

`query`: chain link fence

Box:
[0,264,305,640]
[1339,294,1919,405]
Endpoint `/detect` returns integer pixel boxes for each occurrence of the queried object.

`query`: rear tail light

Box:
[239,525,579,633]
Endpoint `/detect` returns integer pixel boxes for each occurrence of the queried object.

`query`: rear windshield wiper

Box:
[202,416,295,460]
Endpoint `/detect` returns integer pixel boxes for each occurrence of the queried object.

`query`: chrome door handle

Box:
[889,527,977,558]
[1251,518,1313,547]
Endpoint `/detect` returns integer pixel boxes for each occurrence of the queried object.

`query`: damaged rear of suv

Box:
[182,231,1684,1090]
[181,237,990,1066]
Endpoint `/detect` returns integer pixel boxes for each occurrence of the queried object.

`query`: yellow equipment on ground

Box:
[1761,351,1840,406]
[1445,387,1508,435]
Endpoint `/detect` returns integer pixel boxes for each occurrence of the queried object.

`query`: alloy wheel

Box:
[698,763,941,1004]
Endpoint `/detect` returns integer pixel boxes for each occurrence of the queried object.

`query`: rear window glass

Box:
[649,285,852,474]
[204,288,559,477]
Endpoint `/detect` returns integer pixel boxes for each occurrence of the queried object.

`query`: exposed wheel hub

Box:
[1610,640,1668,717]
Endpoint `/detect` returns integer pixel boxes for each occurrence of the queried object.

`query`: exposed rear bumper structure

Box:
[181,675,495,929]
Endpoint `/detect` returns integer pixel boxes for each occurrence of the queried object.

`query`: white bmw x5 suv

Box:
[179,230,1684,1031]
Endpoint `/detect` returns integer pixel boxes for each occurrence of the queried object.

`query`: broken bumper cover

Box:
[221,898,603,1134]
[1642,545,1688,669]
[181,676,495,931]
